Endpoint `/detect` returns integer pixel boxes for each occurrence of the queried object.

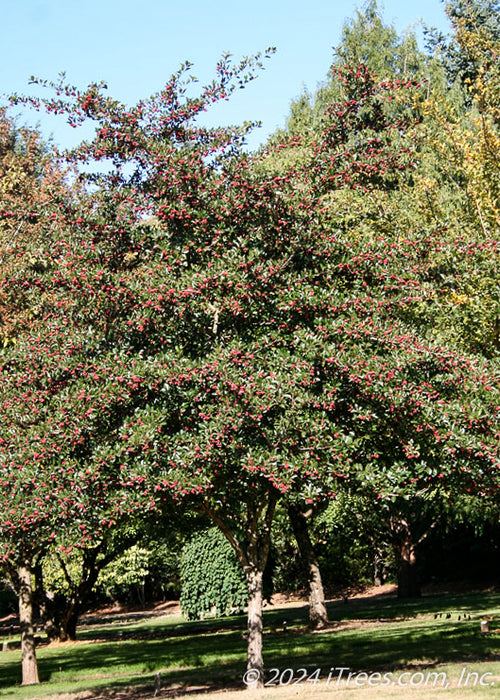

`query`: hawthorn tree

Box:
[325,323,499,596]
[269,0,500,599]
[0,152,162,680]
[0,114,72,685]
[5,52,301,686]
[5,45,499,691]
[0,243,187,676]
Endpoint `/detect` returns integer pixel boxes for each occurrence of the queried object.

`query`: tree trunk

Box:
[35,588,79,642]
[18,561,40,685]
[138,581,146,609]
[60,605,79,641]
[288,505,328,629]
[389,516,421,598]
[204,496,277,690]
[374,551,385,587]
[33,560,61,643]
[395,542,420,598]
[245,567,264,687]
[41,610,60,643]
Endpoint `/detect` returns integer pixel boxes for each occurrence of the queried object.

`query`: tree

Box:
[426,0,500,95]
[0,155,160,677]
[407,2,500,358]
[96,518,186,606]
[270,55,499,599]
[96,545,150,608]
[5,51,293,687]
[6,54,351,684]
[34,521,144,641]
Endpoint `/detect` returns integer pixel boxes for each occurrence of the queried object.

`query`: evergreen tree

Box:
[280,0,429,142]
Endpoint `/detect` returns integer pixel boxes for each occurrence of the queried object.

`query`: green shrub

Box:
[97,545,151,605]
[180,528,247,620]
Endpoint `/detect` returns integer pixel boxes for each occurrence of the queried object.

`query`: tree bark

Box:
[395,541,420,598]
[390,518,421,598]
[373,551,385,587]
[245,567,264,686]
[18,560,40,685]
[288,505,328,629]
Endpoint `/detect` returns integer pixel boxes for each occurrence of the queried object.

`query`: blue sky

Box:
[1,1,451,150]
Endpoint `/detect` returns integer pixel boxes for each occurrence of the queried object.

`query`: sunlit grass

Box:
[1,589,499,698]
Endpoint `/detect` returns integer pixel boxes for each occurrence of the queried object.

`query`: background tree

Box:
[408,3,500,358]
[33,518,149,642]
[286,502,329,627]
[426,0,500,96]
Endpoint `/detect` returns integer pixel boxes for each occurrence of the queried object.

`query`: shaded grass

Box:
[1,589,500,699]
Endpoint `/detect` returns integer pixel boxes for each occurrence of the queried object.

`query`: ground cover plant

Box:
[1,588,500,698]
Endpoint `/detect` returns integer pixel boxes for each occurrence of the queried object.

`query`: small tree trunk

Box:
[374,552,385,587]
[390,517,421,598]
[288,505,328,629]
[33,564,61,643]
[36,595,60,643]
[63,608,79,642]
[245,567,264,688]
[43,615,60,643]
[18,561,40,685]
[138,581,146,609]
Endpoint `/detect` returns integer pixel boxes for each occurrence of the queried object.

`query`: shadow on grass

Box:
[1,590,500,698]
[324,589,500,622]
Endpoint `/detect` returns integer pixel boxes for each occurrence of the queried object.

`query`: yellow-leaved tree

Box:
[414,5,500,356]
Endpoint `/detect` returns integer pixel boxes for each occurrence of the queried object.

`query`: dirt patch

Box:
[335,582,398,601]
[84,601,181,617]
[269,583,397,609]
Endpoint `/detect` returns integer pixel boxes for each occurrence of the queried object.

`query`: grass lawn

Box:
[1,588,500,699]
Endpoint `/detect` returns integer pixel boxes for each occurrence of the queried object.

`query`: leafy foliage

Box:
[98,545,150,602]
[180,528,247,620]
[426,0,500,94]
